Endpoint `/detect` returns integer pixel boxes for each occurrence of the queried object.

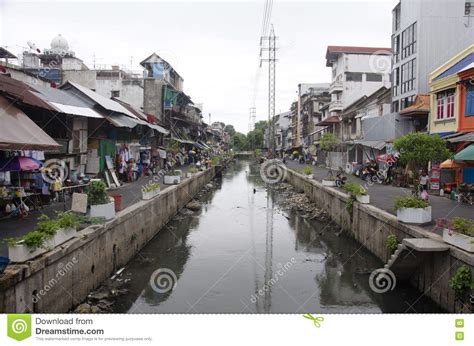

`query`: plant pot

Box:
[142,188,160,200]
[164,175,181,185]
[305,174,313,179]
[187,172,198,178]
[8,240,53,263]
[90,200,116,220]
[442,229,474,253]
[356,195,370,204]
[322,179,336,187]
[52,227,76,246]
[396,206,431,224]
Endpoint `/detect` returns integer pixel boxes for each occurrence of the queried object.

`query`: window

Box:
[436,89,456,120]
[111,90,120,98]
[467,86,474,116]
[392,101,400,113]
[392,67,400,97]
[401,59,416,93]
[401,23,417,59]
[393,4,401,32]
[345,72,363,82]
[401,96,415,109]
[366,73,383,82]
[392,35,400,63]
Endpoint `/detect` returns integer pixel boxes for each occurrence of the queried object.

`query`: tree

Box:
[320,133,339,173]
[393,132,452,172]
[224,124,236,137]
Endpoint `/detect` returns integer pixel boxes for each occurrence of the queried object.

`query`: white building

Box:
[325,46,392,117]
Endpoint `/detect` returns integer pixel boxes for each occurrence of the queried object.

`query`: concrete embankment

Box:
[0,168,215,313]
[284,167,473,313]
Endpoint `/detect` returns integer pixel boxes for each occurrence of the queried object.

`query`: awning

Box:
[0,95,61,151]
[171,137,195,145]
[350,139,386,150]
[147,123,169,135]
[49,102,103,118]
[447,132,474,143]
[454,144,474,161]
[316,115,340,126]
[106,115,141,128]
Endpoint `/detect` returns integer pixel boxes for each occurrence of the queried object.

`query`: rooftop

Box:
[326,46,391,66]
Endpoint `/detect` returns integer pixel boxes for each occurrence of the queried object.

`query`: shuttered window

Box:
[467,86,474,116]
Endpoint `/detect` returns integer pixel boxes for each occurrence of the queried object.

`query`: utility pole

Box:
[260,25,277,157]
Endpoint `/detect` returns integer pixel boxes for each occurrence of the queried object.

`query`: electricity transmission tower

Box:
[260,25,278,157]
[249,107,256,132]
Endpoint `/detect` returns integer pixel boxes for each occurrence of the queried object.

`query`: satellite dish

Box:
[27,41,41,53]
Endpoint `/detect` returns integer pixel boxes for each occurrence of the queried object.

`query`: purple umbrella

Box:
[0,156,43,172]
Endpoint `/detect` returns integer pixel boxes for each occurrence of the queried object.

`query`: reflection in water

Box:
[112,160,443,313]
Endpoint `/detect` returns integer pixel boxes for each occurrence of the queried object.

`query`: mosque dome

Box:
[50,34,69,52]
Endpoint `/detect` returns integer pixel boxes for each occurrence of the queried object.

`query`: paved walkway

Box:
[285,160,473,231]
[0,165,191,257]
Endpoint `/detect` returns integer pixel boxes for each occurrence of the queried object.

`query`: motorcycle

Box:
[335,169,347,188]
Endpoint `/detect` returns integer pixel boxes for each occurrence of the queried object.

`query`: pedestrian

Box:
[419,171,429,191]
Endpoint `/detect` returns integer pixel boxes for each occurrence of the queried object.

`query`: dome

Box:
[50,34,69,52]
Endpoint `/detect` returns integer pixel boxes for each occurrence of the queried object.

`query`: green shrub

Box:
[451,217,474,237]
[303,166,313,175]
[188,167,199,174]
[394,196,429,210]
[166,170,181,176]
[143,182,161,193]
[449,265,474,299]
[343,182,367,196]
[56,211,81,229]
[36,214,59,236]
[88,181,109,206]
[386,234,398,252]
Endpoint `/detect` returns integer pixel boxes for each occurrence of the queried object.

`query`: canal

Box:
[111,160,443,313]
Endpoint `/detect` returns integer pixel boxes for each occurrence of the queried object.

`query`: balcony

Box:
[329,80,343,94]
[328,100,343,113]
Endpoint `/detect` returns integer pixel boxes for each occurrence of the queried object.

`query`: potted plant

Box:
[435,217,474,253]
[302,166,313,179]
[142,182,161,200]
[37,212,79,247]
[321,175,336,187]
[394,196,431,224]
[187,167,200,178]
[164,170,182,185]
[89,180,115,220]
[7,231,54,263]
[344,182,370,204]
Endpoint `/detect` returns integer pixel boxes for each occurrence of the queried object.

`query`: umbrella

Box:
[440,159,466,169]
[0,156,43,172]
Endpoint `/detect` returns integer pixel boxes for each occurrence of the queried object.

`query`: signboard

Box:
[430,163,440,190]
[71,192,88,214]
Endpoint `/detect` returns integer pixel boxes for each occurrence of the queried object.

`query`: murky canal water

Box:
[112,160,442,313]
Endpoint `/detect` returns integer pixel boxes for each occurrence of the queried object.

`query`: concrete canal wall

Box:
[284,167,474,313]
[0,168,215,313]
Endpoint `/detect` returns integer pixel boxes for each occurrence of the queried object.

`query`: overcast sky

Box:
[1,0,396,133]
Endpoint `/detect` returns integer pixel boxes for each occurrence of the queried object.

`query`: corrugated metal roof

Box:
[447,132,474,143]
[49,102,103,118]
[105,115,141,128]
[148,123,169,135]
[63,81,139,119]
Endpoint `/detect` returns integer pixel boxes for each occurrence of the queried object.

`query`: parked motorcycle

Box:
[335,169,347,188]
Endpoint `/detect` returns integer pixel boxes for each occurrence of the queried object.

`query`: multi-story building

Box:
[273,111,291,154]
[291,83,330,148]
[325,46,392,140]
[391,0,474,117]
